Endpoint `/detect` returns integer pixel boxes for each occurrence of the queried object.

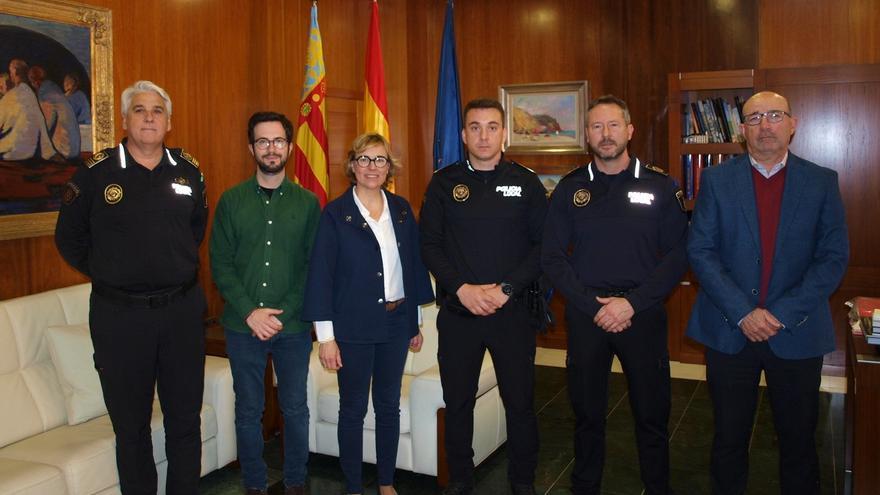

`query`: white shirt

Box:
[749,152,788,178]
[314,188,406,342]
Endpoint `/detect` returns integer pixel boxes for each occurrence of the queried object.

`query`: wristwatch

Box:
[500,282,514,296]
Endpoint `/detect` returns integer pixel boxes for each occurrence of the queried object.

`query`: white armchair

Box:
[305,302,507,481]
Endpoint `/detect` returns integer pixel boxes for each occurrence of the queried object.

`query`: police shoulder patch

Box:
[643,163,668,176]
[85,150,110,168]
[179,149,200,168]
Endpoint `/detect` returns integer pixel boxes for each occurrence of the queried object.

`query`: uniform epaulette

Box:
[85,150,111,168]
[560,165,586,181]
[178,149,200,169]
[643,163,668,176]
[508,160,537,175]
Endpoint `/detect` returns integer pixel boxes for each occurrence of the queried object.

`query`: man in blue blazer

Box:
[686,91,849,494]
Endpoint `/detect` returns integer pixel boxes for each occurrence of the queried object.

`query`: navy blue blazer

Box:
[302,187,435,343]
[685,152,849,359]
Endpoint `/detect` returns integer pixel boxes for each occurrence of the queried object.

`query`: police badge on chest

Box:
[172,177,193,196]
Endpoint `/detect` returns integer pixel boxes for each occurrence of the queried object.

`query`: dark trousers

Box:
[336,305,411,494]
[566,302,672,495]
[706,342,823,495]
[89,287,206,495]
[437,300,538,486]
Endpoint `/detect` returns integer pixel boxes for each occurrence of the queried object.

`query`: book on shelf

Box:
[681,96,745,144]
[681,153,737,200]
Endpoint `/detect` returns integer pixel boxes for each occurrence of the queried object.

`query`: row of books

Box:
[681,153,737,200]
[681,96,746,144]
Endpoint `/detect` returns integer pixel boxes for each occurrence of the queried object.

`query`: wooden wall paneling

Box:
[755,64,880,371]
[758,0,880,69]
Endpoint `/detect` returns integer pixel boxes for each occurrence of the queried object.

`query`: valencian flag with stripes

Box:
[363,0,390,139]
[293,1,329,207]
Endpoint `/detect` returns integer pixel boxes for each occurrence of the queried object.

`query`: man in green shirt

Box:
[210,111,320,495]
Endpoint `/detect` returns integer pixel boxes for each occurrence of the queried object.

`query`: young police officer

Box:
[420,98,547,495]
[541,95,687,495]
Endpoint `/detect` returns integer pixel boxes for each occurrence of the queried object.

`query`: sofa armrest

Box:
[203,356,237,467]
[307,341,338,450]
[408,364,445,475]
[407,353,498,476]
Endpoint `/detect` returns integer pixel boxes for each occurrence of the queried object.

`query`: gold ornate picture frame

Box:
[499,80,589,155]
[0,0,113,240]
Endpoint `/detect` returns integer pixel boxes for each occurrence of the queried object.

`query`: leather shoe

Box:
[510,482,536,495]
[284,486,305,495]
[244,489,267,495]
[441,482,474,495]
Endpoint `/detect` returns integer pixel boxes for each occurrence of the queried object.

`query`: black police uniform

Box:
[55,140,208,495]
[541,157,687,495]
[420,157,548,488]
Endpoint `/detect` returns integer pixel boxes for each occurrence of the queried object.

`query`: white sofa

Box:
[0,283,237,495]
[306,301,507,478]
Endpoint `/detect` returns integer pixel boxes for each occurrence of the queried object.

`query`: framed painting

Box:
[499,80,588,155]
[0,0,113,240]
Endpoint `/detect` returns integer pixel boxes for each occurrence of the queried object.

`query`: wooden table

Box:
[845,323,880,493]
[205,321,281,440]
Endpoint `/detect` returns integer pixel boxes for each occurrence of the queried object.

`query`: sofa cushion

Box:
[0,458,66,495]
[46,323,108,425]
[316,374,413,433]
[0,400,219,495]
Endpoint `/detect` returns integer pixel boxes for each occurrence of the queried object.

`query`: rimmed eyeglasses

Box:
[743,110,791,126]
[253,138,289,150]
[352,155,390,168]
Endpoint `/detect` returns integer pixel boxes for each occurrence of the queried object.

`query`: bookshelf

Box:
[665,69,754,364]
[667,69,752,211]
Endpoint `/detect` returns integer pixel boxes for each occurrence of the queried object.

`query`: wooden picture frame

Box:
[499,80,588,155]
[0,0,113,240]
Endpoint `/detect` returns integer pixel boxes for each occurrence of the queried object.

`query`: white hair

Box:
[121,80,172,116]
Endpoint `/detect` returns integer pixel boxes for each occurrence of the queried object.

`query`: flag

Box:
[294,1,329,207]
[363,0,390,139]
[433,0,464,170]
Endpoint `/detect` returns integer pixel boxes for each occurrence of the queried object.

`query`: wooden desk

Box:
[845,324,880,493]
[205,322,281,440]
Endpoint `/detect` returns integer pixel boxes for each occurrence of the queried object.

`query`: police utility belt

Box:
[93,277,197,309]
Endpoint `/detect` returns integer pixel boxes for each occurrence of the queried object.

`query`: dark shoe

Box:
[441,482,474,495]
[510,482,536,495]
[285,486,306,495]
[244,489,267,495]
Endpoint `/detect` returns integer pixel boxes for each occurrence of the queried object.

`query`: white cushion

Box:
[45,323,108,425]
[316,375,413,433]
[0,458,66,495]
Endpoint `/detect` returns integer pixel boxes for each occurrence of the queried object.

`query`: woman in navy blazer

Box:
[302,133,434,495]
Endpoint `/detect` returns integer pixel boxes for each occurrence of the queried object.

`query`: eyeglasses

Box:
[253,138,289,150]
[743,110,791,126]
[352,155,390,168]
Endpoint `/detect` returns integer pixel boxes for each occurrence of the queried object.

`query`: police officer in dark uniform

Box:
[541,95,687,495]
[420,98,547,495]
[55,80,208,495]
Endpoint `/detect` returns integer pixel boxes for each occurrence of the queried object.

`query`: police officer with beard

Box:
[541,95,687,495]
[55,80,207,495]
[420,98,547,495]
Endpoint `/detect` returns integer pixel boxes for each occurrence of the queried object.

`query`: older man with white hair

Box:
[55,80,208,495]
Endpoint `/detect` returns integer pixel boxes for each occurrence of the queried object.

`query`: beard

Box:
[255,152,287,175]
[589,138,628,161]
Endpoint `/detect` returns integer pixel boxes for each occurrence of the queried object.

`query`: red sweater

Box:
[752,166,786,307]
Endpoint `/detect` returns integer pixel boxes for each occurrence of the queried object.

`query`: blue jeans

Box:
[225,328,312,490]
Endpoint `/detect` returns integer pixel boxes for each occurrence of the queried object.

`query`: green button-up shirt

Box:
[210,175,320,334]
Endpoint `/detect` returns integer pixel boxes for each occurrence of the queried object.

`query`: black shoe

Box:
[510,482,536,495]
[441,482,474,495]
[244,489,267,495]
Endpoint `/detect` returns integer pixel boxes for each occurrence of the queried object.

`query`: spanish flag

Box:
[294,1,329,206]
[363,0,390,139]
